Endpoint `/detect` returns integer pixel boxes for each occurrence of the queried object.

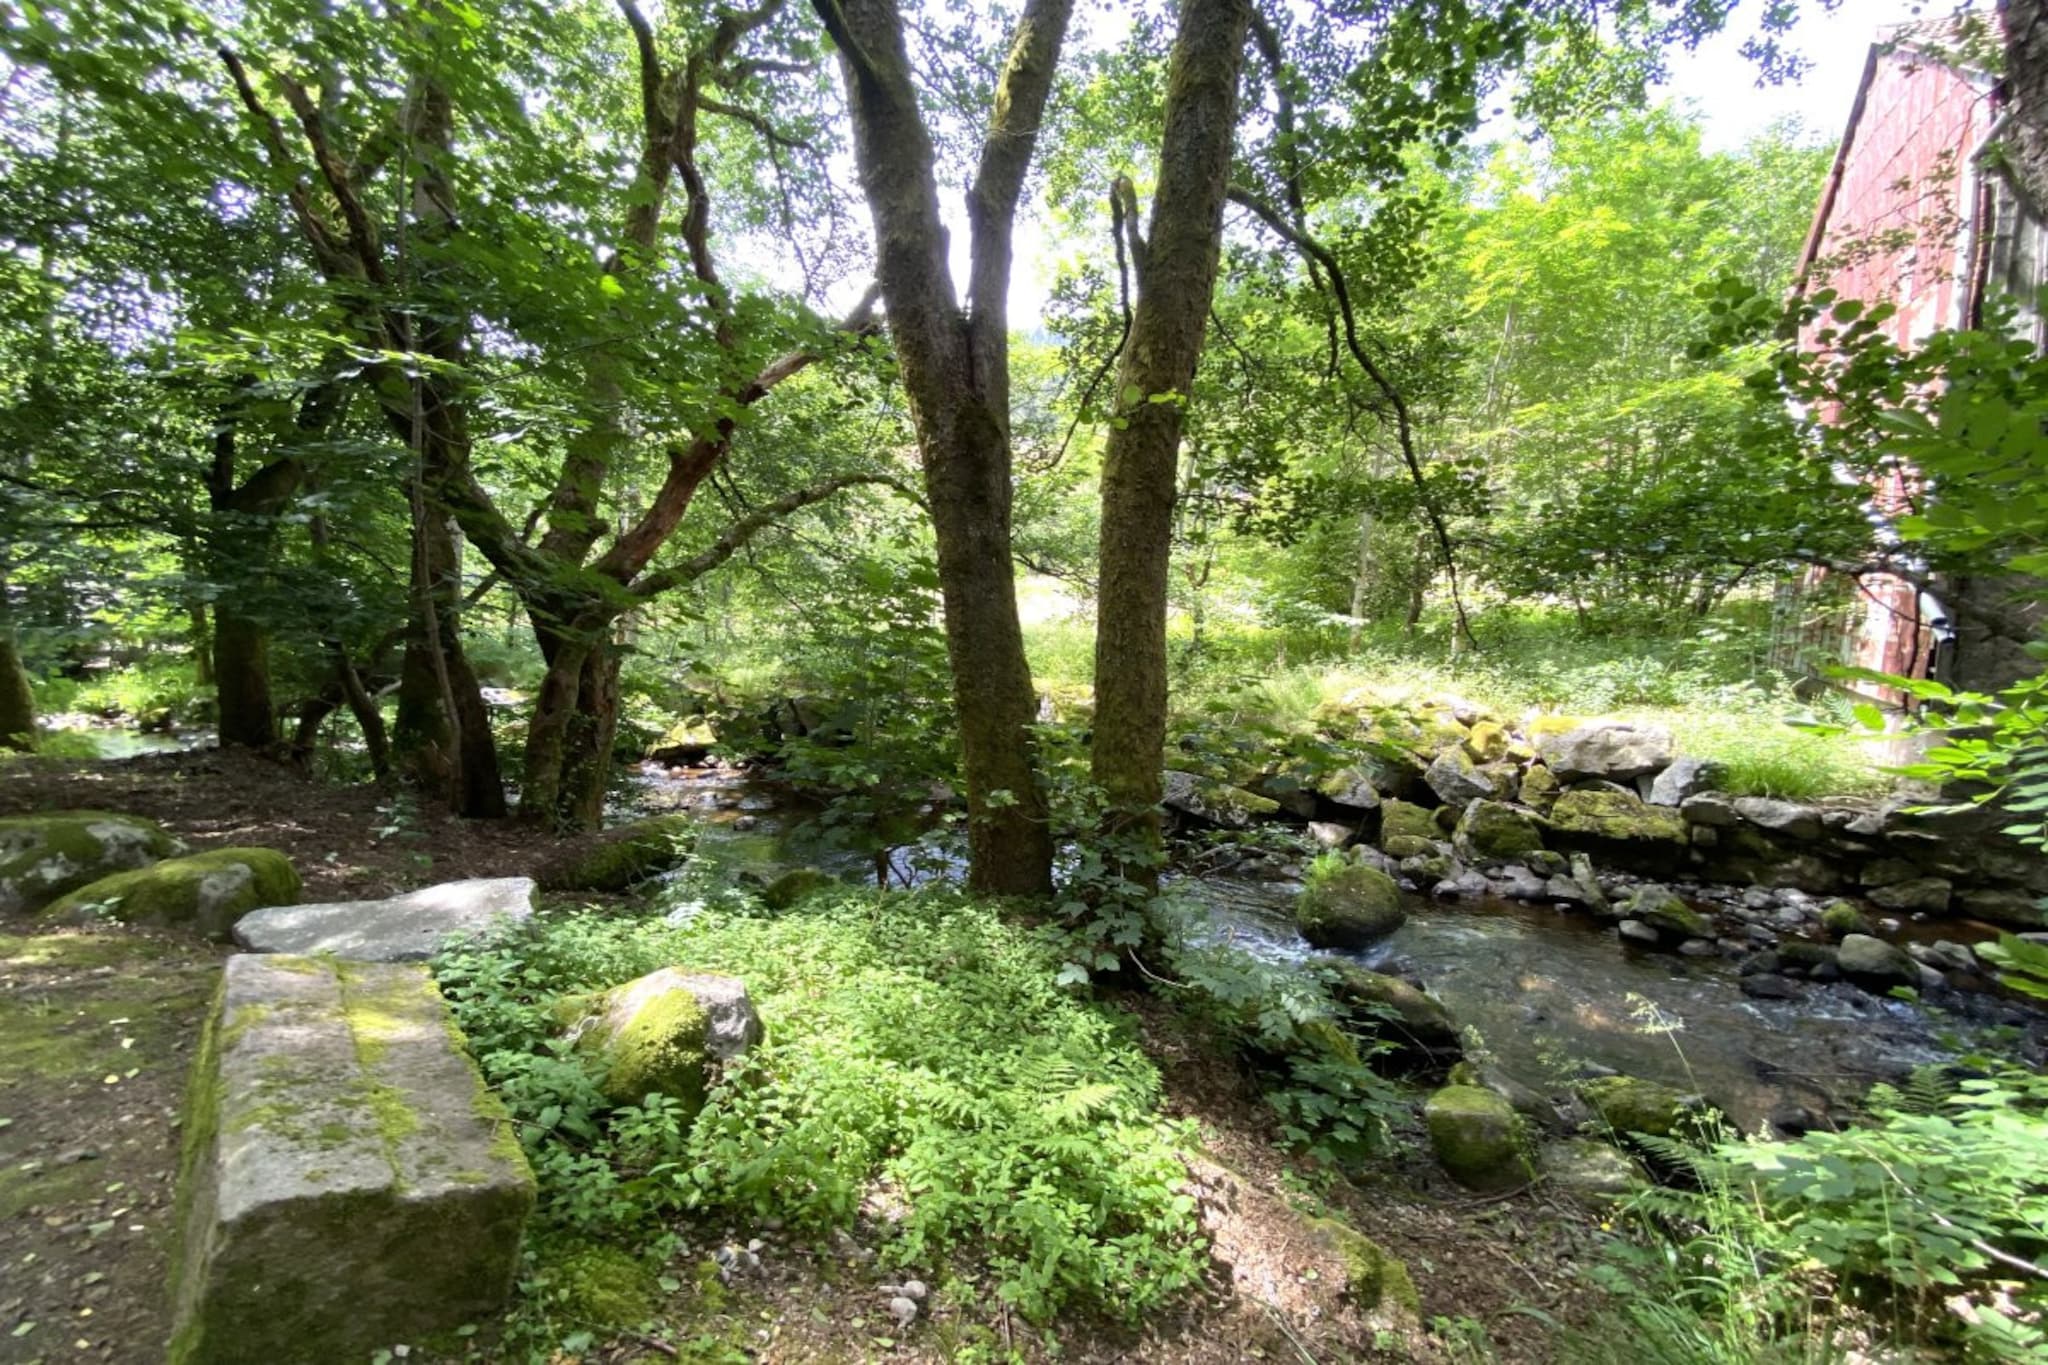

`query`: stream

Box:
[624,760,2047,1131]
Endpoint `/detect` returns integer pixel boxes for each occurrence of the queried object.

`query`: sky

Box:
[996,0,1961,327]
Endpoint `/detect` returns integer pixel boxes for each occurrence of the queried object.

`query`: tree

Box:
[811,0,1074,895]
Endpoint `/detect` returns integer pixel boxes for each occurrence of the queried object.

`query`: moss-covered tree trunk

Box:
[1090,0,1251,882]
[394,499,506,818]
[0,608,35,752]
[519,610,621,832]
[815,0,1074,896]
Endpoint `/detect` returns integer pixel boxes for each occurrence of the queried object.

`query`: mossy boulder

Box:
[0,810,184,915]
[45,847,297,941]
[1837,933,1919,990]
[1577,1075,1708,1139]
[1382,833,1435,860]
[1819,900,1873,939]
[646,717,719,766]
[1463,720,1510,764]
[1452,800,1545,863]
[1424,1084,1533,1192]
[1545,789,1689,871]
[760,866,838,911]
[536,814,696,893]
[1328,961,1460,1058]
[563,968,761,1109]
[1308,1218,1420,1316]
[1541,1139,1643,1198]
[1618,884,1708,940]
[1162,770,1281,828]
[1378,799,1436,850]
[1296,863,1406,949]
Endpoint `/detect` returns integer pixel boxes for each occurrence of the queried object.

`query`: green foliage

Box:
[437,889,1206,1323]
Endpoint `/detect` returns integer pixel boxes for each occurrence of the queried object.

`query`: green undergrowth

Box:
[435,887,1206,1327]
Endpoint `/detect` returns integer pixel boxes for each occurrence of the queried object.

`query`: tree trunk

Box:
[558,640,622,831]
[190,602,214,687]
[0,608,35,752]
[394,502,505,818]
[518,614,620,832]
[1089,0,1251,880]
[2001,0,2048,215]
[816,0,1075,897]
[213,608,277,750]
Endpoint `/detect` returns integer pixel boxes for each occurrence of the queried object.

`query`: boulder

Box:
[1577,1075,1708,1139]
[536,814,697,893]
[1378,799,1437,849]
[1546,789,1689,872]
[1463,720,1510,764]
[1534,723,1674,783]
[44,847,299,941]
[1382,833,1436,860]
[1517,763,1561,813]
[1424,1085,1532,1192]
[1679,792,1742,827]
[1618,884,1708,940]
[1328,961,1460,1058]
[1423,748,1495,807]
[1315,768,1383,814]
[1819,900,1873,939]
[1733,797,1823,841]
[0,810,184,915]
[1647,757,1722,807]
[1162,770,1281,829]
[1296,862,1407,949]
[234,877,535,963]
[1836,933,1918,990]
[1868,876,1952,914]
[169,955,534,1364]
[1306,1219,1420,1316]
[1307,820,1357,850]
[559,968,762,1109]
[1541,1139,1642,1198]
[1452,800,1545,863]
[646,716,719,767]
[1956,887,2045,928]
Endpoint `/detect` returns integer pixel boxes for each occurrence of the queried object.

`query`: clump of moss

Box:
[536,814,696,893]
[43,846,299,940]
[542,1243,659,1328]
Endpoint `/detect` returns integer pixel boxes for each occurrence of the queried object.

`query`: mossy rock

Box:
[1382,833,1436,860]
[1463,720,1510,764]
[536,814,697,893]
[543,1243,659,1328]
[1308,1218,1420,1316]
[44,847,298,941]
[1577,1075,1709,1139]
[1819,900,1873,939]
[1619,884,1708,940]
[1328,961,1460,1057]
[1378,799,1436,849]
[1546,789,1688,871]
[646,717,719,766]
[1452,800,1545,862]
[1518,763,1561,814]
[1424,1084,1533,1192]
[0,810,184,915]
[1296,863,1406,949]
[564,968,761,1110]
[760,866,838,911]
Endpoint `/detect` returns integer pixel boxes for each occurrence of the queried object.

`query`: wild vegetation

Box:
[3,0,2048,1361]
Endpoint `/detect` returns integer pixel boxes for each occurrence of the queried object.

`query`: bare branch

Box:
[699,95,817,150]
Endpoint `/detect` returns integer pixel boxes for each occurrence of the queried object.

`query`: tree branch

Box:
[629,472,918,598]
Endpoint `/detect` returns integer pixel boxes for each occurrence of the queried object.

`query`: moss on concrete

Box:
[44,847,299,941]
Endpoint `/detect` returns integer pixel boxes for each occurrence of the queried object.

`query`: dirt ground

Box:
[0,750,1610,1364]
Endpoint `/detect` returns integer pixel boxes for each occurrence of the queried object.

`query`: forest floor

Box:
[0,750,1613,1363]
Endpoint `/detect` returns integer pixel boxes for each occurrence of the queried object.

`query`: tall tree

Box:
[1089,0,1252,879]
[812,0,1075,895]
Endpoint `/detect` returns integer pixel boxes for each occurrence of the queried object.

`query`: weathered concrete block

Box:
[170,954,534,1364]
[232,876,535,962]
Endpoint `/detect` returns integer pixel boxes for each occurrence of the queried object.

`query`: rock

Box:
[169,955,534,1364]
[1162,770,1281,829]
[1452,800,1546,863]
[1916,939,1977,974]
[1569,853,1608,913]
[1315,769,1382,814]
[1819,900,1873,939]
[1955,887,2045,928]
[1296,862,1406,948]
[1495,864,1551,901]
[647,716,719,766]
[1401,851,1453,881]
[1577,1075,1708,1139]
[1306,1217,1421,1315]
[44,847,299,941]
[760,867,837,910]
[1424,1085,1532,1192]
[1424,748,1496,807]
[1648,758,1722,806]
[1518,763,1561,813]
[560,968,762,1109]
[1859,858,1921,888]
[1328,961,1460,1057]
[234,877,535,962]
[1678,793,1742,828]
[1619,884,1708,939]
[1534,723,1675,783]
[1740,975,1801,1000]
[1382,833,1436,860]
[1616,919,1661,945]
[1837,933,1919,990]
[1307,820,1356,849]
[1541,1139,1642,1197]
[536,814,697,893]
[1777,940,1840,973]
[0,810,184,915]
[1378,799,1437,848]
[1546,789,1689,871]
[1677,938,1719,957]
[1733,797,1823,841]
[1868,877,1952,914]
[1463,720,1510,764]
[888,1296,919,1327]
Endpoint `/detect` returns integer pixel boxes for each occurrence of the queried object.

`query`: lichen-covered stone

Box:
[1463,720,1510,764]
[564,968,761,1109]
[1424,1084,1532,1192]
[1296,862,1406,949]
[1541,1139,1642,1198]
[169,955,534,1364]
[536,814,697,893]
[1315,767,1382,813]
[1381,833,1436,860]
[1518,763,1561,814]
[1577,1075,1707,1139]
[1162,770,1281,828]
[1452,800,1545,863]
[1328,961,1460,1057]
[0,810,183,915]
[1546,789,1689,872]
[1618,884,1708,940]
[45,848,298,941]
[646,717,718,767]
[1307,1218,1420,1315]
[234,877,534,962]
[760,866,837,911]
